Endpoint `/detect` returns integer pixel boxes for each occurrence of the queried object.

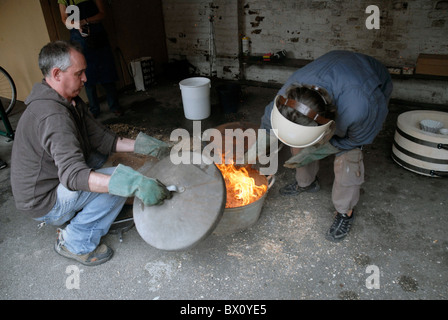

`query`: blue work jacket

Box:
[261,50,393,150]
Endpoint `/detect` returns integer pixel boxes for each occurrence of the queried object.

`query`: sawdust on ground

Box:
[106,123,173,142]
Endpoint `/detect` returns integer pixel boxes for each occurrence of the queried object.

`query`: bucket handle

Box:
[266,175,276,190]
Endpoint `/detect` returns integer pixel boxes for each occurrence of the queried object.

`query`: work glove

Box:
[134,132,171,159]
[109,164,172,206]
[284,141,340,169]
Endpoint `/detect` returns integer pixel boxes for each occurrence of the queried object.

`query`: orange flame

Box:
[216,162,267,208]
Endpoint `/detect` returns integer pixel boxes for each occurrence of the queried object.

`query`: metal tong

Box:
[167,185,185,193]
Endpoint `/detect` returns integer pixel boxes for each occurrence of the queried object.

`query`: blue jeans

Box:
[85,82,120,115]
[70,28,119,116]
[35,167,127,255]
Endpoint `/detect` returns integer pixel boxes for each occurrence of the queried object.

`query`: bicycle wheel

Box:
[0,66,17,115]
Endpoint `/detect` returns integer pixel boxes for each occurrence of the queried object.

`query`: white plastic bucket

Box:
[179,77,211,120]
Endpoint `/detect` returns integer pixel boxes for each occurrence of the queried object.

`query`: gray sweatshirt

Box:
[10,81,117,218]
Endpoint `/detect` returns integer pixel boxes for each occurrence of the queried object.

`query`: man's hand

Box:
[134,132,171,159]
[284,142,340,168]
[108,164,172,206]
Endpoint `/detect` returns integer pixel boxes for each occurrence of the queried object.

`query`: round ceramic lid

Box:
[133,151,226,251]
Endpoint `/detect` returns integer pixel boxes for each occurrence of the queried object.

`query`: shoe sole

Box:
[54,243,113,266]
[325,232,347,242]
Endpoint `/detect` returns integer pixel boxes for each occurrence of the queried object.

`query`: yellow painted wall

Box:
[0,0,51,101]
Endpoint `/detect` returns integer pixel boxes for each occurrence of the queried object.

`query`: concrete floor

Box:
[1,78,447,301]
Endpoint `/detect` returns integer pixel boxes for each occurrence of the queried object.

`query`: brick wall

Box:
[163,0,239,79]
[162,0,448,104]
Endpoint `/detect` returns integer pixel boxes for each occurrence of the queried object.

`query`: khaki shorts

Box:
[332,148,364,213]
[294,148,364,214]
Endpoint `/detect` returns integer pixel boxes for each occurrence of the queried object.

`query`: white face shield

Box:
[270,95,334,148]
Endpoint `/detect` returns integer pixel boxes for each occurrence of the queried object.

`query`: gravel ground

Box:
[1,81,447,306]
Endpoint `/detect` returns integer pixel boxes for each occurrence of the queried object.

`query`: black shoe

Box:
[326,211,354,242]
[279,178,320,196]
[0,159,6,170]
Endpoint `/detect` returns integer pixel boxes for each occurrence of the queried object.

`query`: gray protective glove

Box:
[109,164,172,206]
[284,141,340,168]
[134,132,171,159]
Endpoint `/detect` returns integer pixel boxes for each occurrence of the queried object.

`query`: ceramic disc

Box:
[133,151,226,251]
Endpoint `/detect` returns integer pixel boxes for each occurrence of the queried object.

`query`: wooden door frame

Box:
[40,0,68,41]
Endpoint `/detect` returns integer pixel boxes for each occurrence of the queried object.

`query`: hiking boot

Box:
[279,178,320,196]
[325,211,355,242]
[54,229,113,266]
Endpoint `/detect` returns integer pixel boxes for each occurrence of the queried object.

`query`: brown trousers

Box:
[291,147,364,214]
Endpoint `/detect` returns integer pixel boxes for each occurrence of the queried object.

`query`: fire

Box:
[216,162,267,208]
